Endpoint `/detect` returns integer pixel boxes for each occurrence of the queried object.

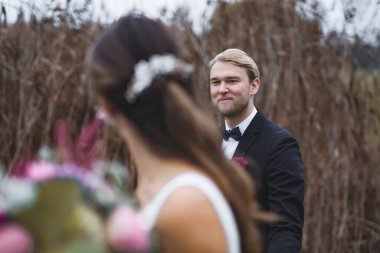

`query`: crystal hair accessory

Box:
[126,54,193,103]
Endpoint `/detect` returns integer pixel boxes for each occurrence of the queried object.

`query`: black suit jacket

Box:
[229,110,305,253]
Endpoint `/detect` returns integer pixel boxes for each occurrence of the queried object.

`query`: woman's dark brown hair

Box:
[87,14,263,253]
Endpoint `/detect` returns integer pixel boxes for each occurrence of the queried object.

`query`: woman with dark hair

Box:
[87,14,264,253]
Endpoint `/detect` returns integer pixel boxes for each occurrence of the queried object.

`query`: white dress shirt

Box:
[222,107,257,159]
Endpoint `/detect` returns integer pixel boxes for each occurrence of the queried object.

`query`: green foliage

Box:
[12,179,103,252]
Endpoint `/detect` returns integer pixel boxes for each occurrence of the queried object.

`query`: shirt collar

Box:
[225,107,257,135]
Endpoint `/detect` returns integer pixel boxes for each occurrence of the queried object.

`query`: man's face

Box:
[210,61,258,119]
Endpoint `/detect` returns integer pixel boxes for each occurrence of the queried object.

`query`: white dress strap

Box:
[138,173,240,253]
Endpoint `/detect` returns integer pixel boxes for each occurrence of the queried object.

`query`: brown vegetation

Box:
[1,0,379,252]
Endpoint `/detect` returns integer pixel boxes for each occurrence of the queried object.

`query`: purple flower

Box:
[232,156,248,169]
[0,212,6,223]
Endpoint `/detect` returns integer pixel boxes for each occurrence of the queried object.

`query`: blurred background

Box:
[0,0,379,252]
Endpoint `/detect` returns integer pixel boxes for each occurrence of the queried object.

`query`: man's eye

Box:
[227,79,238,84]
[211,81,220,86]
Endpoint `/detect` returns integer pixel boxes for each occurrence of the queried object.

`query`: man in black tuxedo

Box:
[209,48,305,253]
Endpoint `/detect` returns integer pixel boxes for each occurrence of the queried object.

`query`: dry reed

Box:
[0,0,379,252]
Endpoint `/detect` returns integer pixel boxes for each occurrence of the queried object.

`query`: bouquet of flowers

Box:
[0,118,157,253]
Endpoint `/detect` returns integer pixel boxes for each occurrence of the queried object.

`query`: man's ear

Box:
[250,78,260,95]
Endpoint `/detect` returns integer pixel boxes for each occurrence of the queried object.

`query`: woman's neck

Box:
[112,113,202,206]
[135,155,200,207]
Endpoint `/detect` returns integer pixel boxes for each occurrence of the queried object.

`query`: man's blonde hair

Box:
[209,48,260,82]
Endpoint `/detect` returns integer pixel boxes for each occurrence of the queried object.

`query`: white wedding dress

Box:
[138,173,240,253]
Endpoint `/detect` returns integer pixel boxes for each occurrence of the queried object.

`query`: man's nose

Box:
[219,82,229,93]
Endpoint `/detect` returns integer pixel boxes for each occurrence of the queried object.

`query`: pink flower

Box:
[25,161,56,181]
[55,120,72,161]
[232,156,248,169]
[9,153,33,178]
[0,223,34,253]
[74,118,103,168]
[55,118,103,168]
[106,205,150,253]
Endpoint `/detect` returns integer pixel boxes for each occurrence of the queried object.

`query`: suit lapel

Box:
[233,110,265,157]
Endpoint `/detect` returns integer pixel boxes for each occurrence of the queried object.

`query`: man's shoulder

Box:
[258,112,294,138]
[265,119,293,137]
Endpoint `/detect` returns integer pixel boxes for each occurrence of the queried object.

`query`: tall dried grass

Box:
[0,0,379,252]
[0,3,130,167]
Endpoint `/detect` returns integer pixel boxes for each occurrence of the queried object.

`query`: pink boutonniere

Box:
[232,156,248,169]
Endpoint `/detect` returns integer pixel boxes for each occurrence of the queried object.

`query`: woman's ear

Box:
[96,97,118,126]
[98,97,116,116]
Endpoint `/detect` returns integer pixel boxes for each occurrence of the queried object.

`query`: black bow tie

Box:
[223,127,241,141]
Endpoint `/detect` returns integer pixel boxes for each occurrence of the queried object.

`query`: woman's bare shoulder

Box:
[155,186,228,253]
